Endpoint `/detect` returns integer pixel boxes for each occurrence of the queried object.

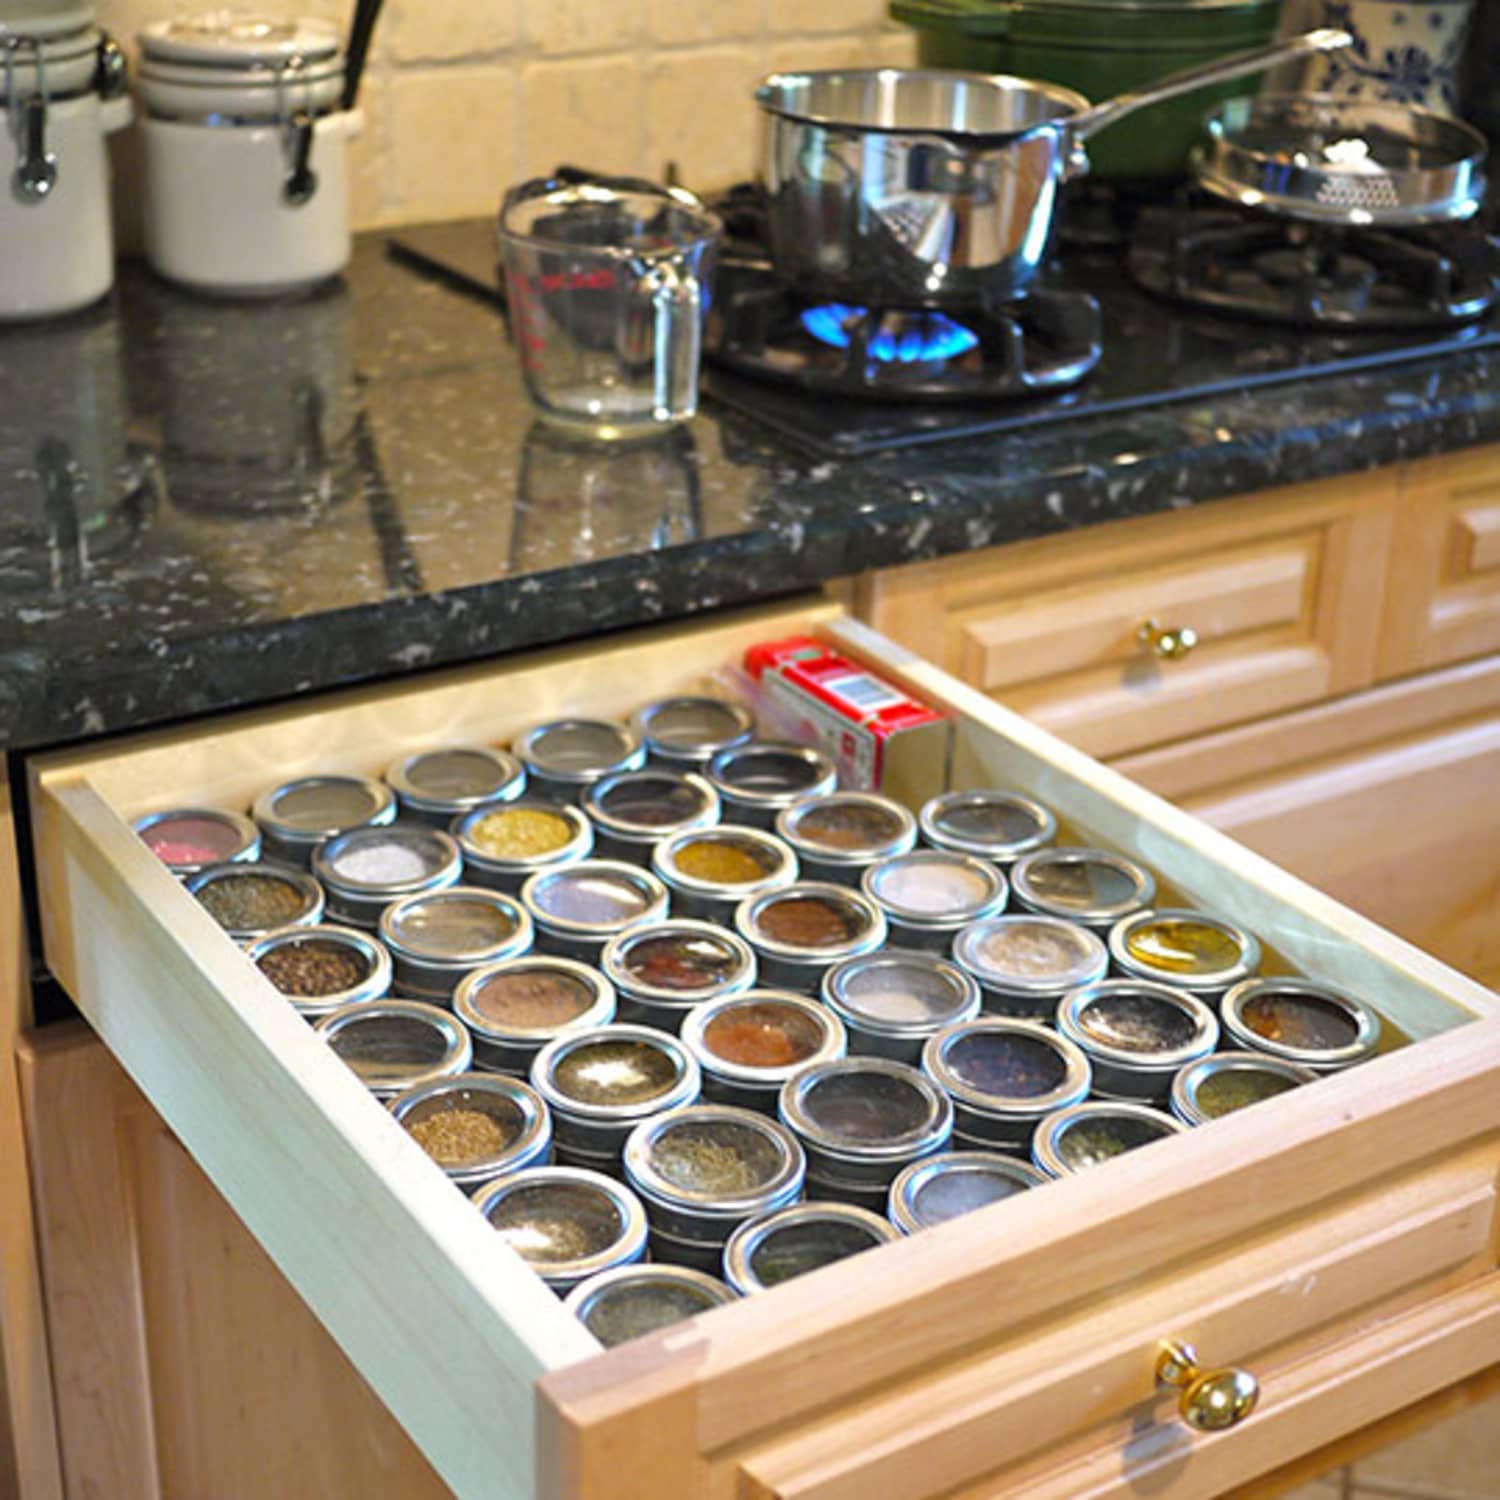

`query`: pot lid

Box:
[139,13,340,66]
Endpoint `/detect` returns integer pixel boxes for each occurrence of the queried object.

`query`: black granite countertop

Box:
[4,236,1500,755]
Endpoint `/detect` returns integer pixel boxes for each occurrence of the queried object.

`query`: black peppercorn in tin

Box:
[888,1150,1047,1234]
[918,789,1057,866]
[384,745,526,827]
[952,913,1109,1021]
[1056,979,1219,1103]
[188,860,325,943]
[513,719,646,804]
[706,741,838,829]
[821,949,981,1064]
[252,773,397,867]
[722,1201,897,1295]
[601,920,757,1032]
[1170,1050,1319,1126]
[564,1263,737,1346]
[390,1072,553,1187]
[315,998,473,1100]
[630,696,756,769]
[1221,977,1383,1074]
[1009,847,1155,933]
[312,824,463,930]
[244,922,391,1020]
[1031,1099,1188,1179]
[582,769,720,861]
[776,792,918,885]
[1108,908,1262,1002]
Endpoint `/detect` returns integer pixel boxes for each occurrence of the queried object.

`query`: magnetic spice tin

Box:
[652,825,798,923]
[630,695,756,769]
[1009,847,1156,932]
[776,792,918,884]
[384,745,526,826]
[706,741,838,829]
[821,949,982,1063]
[1170,1050,1319,1127]
[379,886,533,999]
[134,806,260,877]
[601,920,757,1031]
[565,1264,737,1346]
[1057,979,1219,1103]
[861,849,1008,950]
[244,922,391,1019]
[1221,977,1383,1074]
[315,998,473,1100]
[312,824,463,930]
[522,860,670,963]
[453,955,616,1075]
[952,913,1109,1021]
[513,719,645,803]
[888,1150,1048,1235]
[1108,908,1262,1000]
[1031,1099,1188,1178]
[918,789,1058,866]
[722,1202,897,1295]
[582,769,720,860]
[390,1072,553,1186]
[252,773,396,867]
[680,991,847,1113]
[735,881,886,993]
[188,860,324,942]
[453,799,593,895]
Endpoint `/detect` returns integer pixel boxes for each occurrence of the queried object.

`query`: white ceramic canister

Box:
[0,4,130,319]
[136,15,360,295]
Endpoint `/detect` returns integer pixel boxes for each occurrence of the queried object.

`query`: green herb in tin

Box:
[1195,1067,1301,1119]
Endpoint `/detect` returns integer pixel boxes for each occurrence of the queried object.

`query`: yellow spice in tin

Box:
[1124,918,1241,976]
[469,806,574,858]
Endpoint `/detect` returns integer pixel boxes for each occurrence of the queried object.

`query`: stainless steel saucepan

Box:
[755,28,1351,310]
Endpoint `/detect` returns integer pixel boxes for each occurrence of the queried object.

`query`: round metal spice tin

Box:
[522,860,670,964]
[453,799,593,895]
[1108,908,1262,1001]
[600,920,757,1032]
[582,769,720,861]
[861,849,1008,951]
[134,806,260,878]
[1221,977,1383,1074]
[653,824,798,923]
[1009,847,1156,933]
[245,922,391,1020]
[735,881,887,993]
[922,1018,1092,1153]
[952,914,1109,1021]
[390,1072,552,1187]
[1170,1050,1319,1127]
[680,991,847,1113]
[252,773,397,867]
[188,860,324,942]
[384,745,525,826]
[530,1024,701,1169]
[888,1150,1047,1235]
[722,1201,897,1296]
[706,741,838,830]
[315,998,472,1100]
[821,950,981,1064]
[473,1166,648,1294]
[565,1263,737,1346]
[513,719,645,804]
[776,792,918,885]
[1057,980,1219,1103]
[630,696,756,770]
[919,789,1058,866]
[453,956,616,1075]
[1031,1099,1188,1178]
[379,886,533,1000]
[312,824,463,930]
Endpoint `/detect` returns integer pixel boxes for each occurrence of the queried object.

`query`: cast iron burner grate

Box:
[1129,202,1500,329]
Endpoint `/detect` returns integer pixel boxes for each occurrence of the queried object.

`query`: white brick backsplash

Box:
[769,0,885,35]
[523,0,641,57]
[650,0,768,47]
[646,46,765,189]
[388,65,519,223]
[389,0,519,63]
[521,56,647,178]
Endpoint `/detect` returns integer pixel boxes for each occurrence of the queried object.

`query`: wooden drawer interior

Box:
[28,601,1500,1500]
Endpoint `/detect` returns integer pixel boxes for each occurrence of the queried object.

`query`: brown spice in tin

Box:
[1240,992,1360,1051]
[407,1107,517,1165]
[795,802,904,852]
[472,969,595,1030]
[756,895,860,949]
[703,1002,825,1069]
[624,934,738,992]
[256,939,369,997]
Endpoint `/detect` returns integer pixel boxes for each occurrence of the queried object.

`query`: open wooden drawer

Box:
[28,600,1500,1500]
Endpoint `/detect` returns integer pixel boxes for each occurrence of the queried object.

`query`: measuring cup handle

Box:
[647,260,702,423]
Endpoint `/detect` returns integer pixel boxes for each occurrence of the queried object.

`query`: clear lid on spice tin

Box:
[315,998,472,1099]
[313,825,463,927]
[707,741,838,821]
[583,769,720,845]
[379,886,533,986]
[653,825,798,904]
[454,800,593,884]
[473,1166,648,1293]
[523,860,669,941]
[923,1017,1092,1120]
[601,920,756,1010]
[953,914,1108,1003]
[681,990,847,1088]
[245,922,391,1017]
[823,950,981,1043]
[565,1263,737,1346]
[723,1201,896,1295]
[1031,1099,1188,1178]
[253,774,396,859]
[1221,977,1383,1073]
[1108,908,1262,995]
[188,860,324,942]
[390,1072,552,1185]
[531,1023,701,1122]
[1057,979,1219,1073]
[385,746,525,822]
[780,1057,953,1167]
[776,793,918,871]
[454,955,615,1044]
[513,719,645,795]
[134,806,260,877]
[735,882,887,965]
[631,696,756,768]
[1170,1050,1318,1127]
[1009,847,1155,931]
[919,789,1058,864]
[861,850,1007,933]
[888,1150,1047,1235]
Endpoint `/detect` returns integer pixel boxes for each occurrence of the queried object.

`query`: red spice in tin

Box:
[624,934,739,992]
[703,1002,826,1069]
[756,895,861,949]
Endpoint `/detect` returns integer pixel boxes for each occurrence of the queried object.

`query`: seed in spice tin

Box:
[486,1181,624,1264]
[703,1001,827,1070]
[1195,1067,1301,1118]
[756,894,861,948]
[1077,993,1198,1053]
[197,872,310,931]
[257,939,371,997]
[1124,917,1243,976]
[673,837,772,885]
[1240,992,1361,1051]
[407,1106,519,1166]
[1056,1114,1172,1169]
[944,1030,1068,1098]
[649,1120,783,1196]
[470,967,596,1030]
[623,933,739,992]
[553,1039,679,1107]
[469,806,576,859]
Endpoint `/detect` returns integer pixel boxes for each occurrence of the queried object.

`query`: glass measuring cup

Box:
[498,176,721,440]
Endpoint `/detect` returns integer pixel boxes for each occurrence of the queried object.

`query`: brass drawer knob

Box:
[1138,618,1199,661]
[1155,1339,1259,1432]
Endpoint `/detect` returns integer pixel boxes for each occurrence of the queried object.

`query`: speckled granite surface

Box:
[4,237,1499,754]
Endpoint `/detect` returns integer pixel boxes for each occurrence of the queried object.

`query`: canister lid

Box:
[723,1201,896,1295]
[919,789,1057,863]
[780,1056,952,1162]
[565,1264,737,1346]
[532,1023,700,1121]
[707,741,837,810]
[1057,979,1219,1070]
[0,3,95,44]
[888,1150,1046,1234]
[777,792,917,868]
[952,913,1108,997]
[385,746,525,818]
[454,955,615,1042]
[923,1017,1092,1117]
[390,1072,552,1182]
[315,998,472,1097]
[583,769,719,842]
[514,718,644,787]
[862,849,1007,930]
[1108,908,1261,993]
[631,696,755,766]
[1031,1099,1187,1178]
[139,14,341,66]
[681,990,846,1085]
[1220,976,1382,1070]
[1010,846,1155,928]
[1170,1050,1318,1126]
[623,1105,805,1218]
[253,774,396,848]
[380,886,532,969]
[822,949,980,1039]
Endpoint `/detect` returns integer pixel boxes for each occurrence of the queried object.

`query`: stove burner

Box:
[799,303,982,364]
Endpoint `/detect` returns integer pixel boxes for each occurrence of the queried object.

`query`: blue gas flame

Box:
[800,303,981,364]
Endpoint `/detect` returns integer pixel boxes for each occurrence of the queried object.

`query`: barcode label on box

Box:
[818,671,910,715]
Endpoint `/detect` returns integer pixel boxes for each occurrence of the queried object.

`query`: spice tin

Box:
[473,1166,648,1294]
[952,914,1109,1021]
[390,1072,552,1187]
[822,950,981,1063]
[1032,1099,1188,1178]
[776,792,918,885]
[888,1150,1047,1235]
[315,998,472,1100]
[1009,847,1156,933]
[453,799,593,895]
[601,920,757,1031]
[379,886,533,1000]
[919,789,1058,866]
[134,806,260,878]
[1108,908,1262,1001]
[1170,1050,1319,1127]
[735,881,887,994]
[531,1024,701,1169]
[188,860,324,942]
[582,769,720,861]
[453,956,616,1075]
[565,1263,737,1346]
[861,849,1008,951]
[1057,980,1219,1103]
[1221,977,1383,1074]
[252,773,397,867]
[312,825,463,930]
[723,1201,897,1295]
[681,991,847,1113]
[706,741,838,829]
[653,824,798,923]
[513,718,646,804]
[245,922,391,1020]
[522,860,670,964]
[780,1056,953,1207]
[384,745,525,827]
[631,696,756,769]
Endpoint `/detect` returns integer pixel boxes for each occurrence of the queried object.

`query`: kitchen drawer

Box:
[857,471,1395,758]
[28,600,1500,1500]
